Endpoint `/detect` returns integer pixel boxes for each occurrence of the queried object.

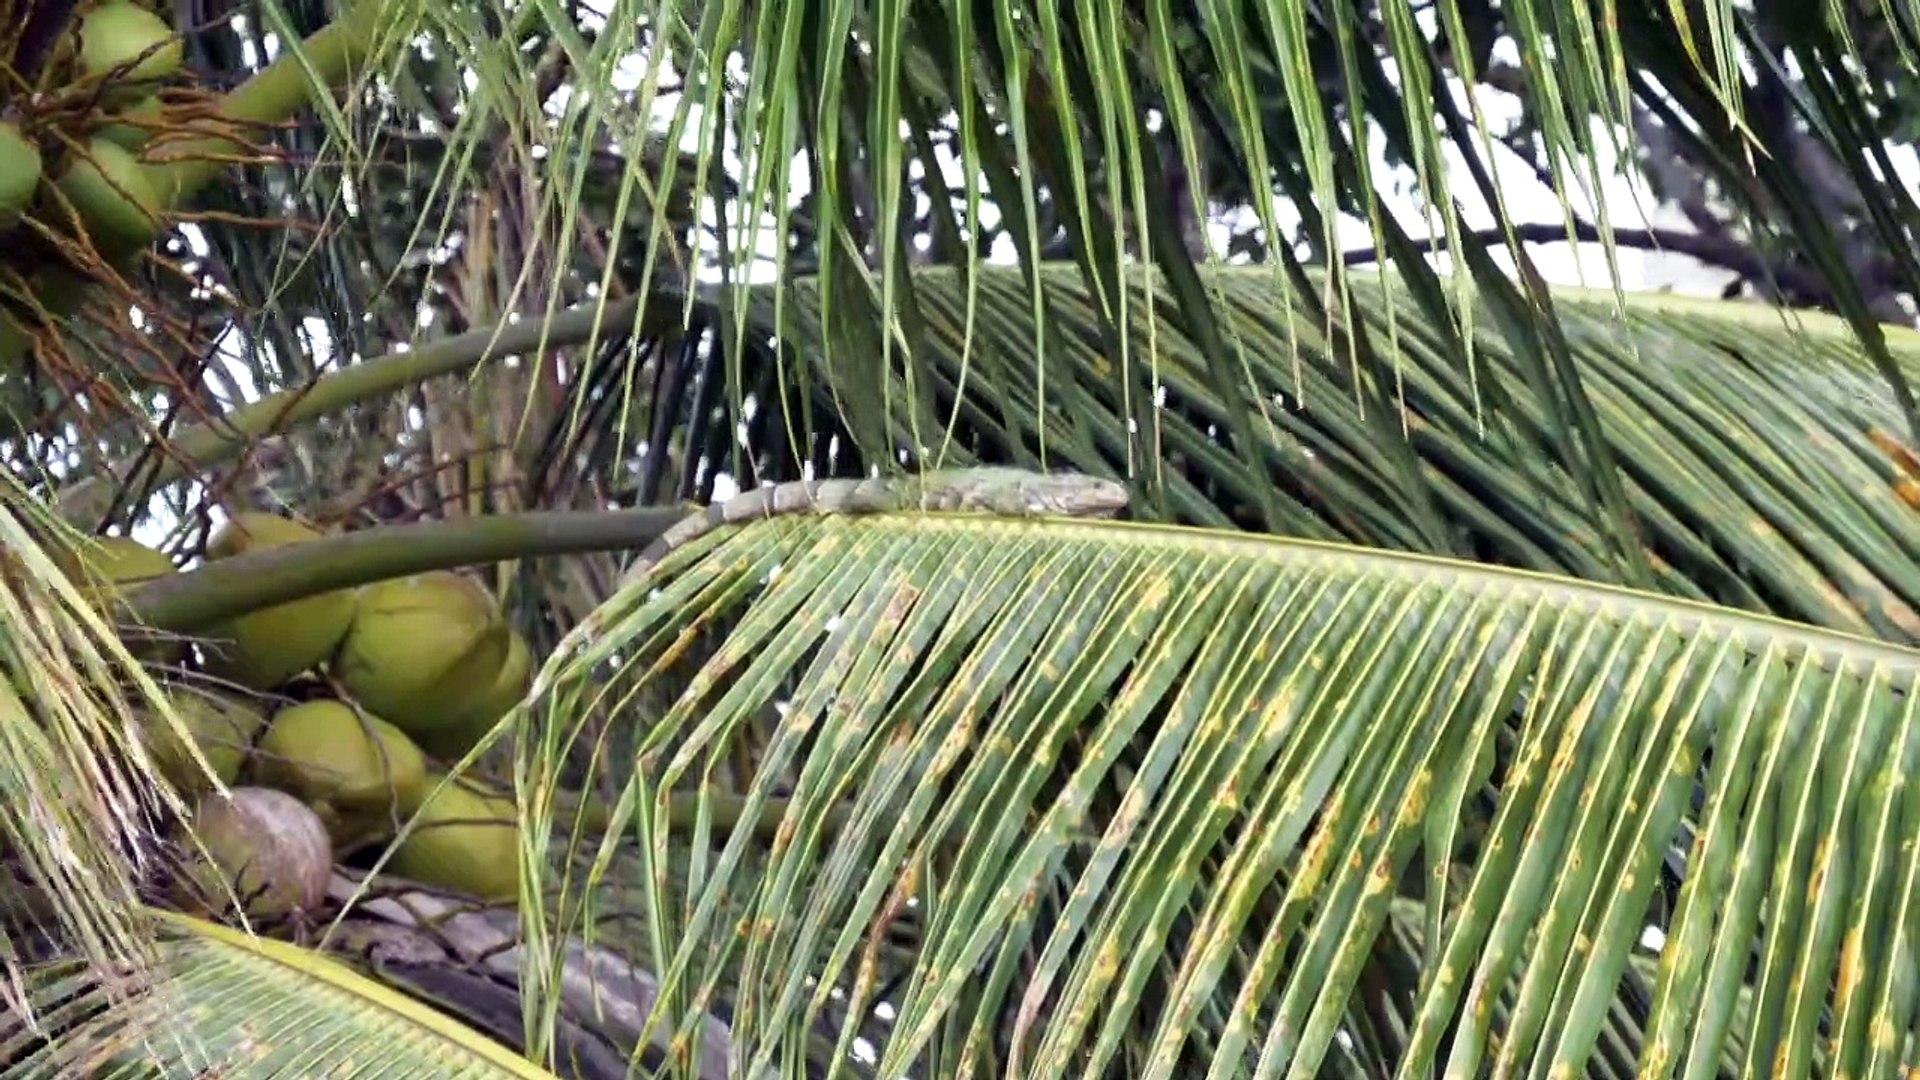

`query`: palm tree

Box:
[4,0,1920,1074]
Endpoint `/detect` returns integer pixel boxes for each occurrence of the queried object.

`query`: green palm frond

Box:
[524,509,1920,1076]
[0,912,561,1079]
[11,0,1920,1073]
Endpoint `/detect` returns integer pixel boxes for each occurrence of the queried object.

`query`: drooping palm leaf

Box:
[532,0,1920,575]
[9,0,1920,1073]
[523,508,1920,1077]
[20,0,1918,526]
[0,483,192,1021]
[24,0,1916,640]
[693,265,1920,645]
[82,0,1917,567]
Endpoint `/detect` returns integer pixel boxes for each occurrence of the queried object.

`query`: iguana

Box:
[620,467,1131,589]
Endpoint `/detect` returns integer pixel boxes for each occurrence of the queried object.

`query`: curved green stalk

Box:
[122,505,682,634]
[55,293,652,524]
[142,0,396,203]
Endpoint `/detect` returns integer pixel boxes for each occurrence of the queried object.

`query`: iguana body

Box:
[622,467,1129,588]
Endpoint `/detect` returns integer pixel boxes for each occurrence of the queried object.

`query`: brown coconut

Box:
[174,787,332,922]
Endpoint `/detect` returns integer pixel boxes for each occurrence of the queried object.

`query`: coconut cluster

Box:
[7,7,525,917]
[1,1,186,258]
[56,512,532,910]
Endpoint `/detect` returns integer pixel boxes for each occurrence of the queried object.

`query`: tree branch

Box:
[53,292,665,527]
[1342,220,1836,301]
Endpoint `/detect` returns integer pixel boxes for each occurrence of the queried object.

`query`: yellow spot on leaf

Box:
[1808,838,1832,900]
[1836,929,1863,1001]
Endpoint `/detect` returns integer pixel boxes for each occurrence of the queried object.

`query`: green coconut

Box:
[59,533,182,662]
[333,572,511,739]
[385,774,519,903]
[54,138,164,253]
[77,2,183,94]
[416,628,533,759]
[67,534,173,590]
[255,699,427,850]
[200,513,357,690]
[175,787,332,921]
[147,688,267,795]
[0,124,42,226]
[96,96,165,151]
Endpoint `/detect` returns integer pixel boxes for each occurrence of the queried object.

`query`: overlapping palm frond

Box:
[0,912,561,1078]
[12,0,702,540]
[62,0,1918,564]
[24,0,1917,660]
[65,258,1920,662]
[523,510,1920,1077]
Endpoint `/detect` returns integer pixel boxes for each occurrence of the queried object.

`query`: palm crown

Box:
[2,0,1920,1075]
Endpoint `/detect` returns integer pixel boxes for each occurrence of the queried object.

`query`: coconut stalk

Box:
[322,874,751,1080]
[0,0,403,373]
[120,506,684,635]
[139,0,397,202]
[53,291,660,525]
